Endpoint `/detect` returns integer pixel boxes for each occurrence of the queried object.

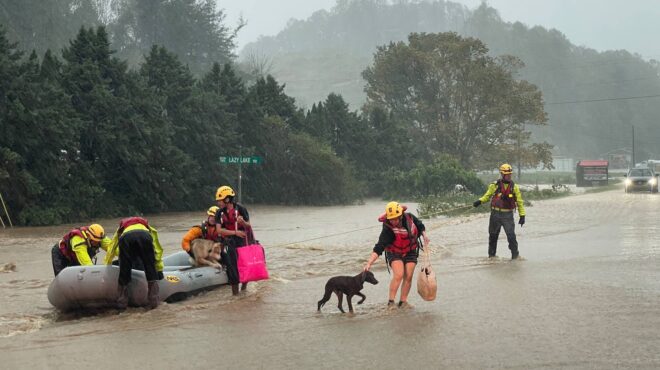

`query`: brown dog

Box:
[190,239,222,269]
[317,271,379,313]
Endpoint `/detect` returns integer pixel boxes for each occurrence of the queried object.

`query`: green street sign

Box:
[219,156,263,164]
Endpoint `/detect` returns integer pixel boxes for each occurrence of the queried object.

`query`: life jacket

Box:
[118,216,150,235]
[194,221,220,242]
[58,227,98,263]
[381,213,419,256]
[490,180,517,210]
[219,206,244,232]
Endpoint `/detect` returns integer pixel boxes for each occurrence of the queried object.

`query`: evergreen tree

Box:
[112,0,238,75]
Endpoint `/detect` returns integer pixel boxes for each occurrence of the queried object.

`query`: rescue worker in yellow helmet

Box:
[104,217,164,309]
[181,206,223,263]
[51,224,112,276]
[473,163,525,259]
[364,201,429,308]
[214,185,250,295]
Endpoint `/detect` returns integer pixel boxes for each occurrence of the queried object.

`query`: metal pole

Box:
[632,125,635,168]
[238,146,243,204]
[0,191,12,227]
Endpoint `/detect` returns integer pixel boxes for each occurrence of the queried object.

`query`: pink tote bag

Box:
[236,228,269,283]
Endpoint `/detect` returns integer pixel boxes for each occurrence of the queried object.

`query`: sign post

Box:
[218,153,263,203]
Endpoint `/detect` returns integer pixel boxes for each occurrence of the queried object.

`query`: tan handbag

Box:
[417,242,437,301]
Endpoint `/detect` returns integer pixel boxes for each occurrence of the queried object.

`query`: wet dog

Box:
[317,271,379,313]
[190,239,222,269]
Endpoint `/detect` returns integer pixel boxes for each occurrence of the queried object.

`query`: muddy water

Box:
[1,192,659,369]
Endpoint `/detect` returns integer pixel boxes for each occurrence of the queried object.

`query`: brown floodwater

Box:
[1,191,659,369]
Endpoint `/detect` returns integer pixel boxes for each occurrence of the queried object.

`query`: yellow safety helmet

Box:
[87,224,105,242]
[207,206,219,216]
[385,201,404,220]
[215,185,235,201]
[499,163,513,175]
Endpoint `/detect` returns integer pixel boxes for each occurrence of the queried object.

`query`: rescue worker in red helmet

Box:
[364,202,430,309]
[214,186,250,295]
[473,163,526,259]
[51,224,112,276]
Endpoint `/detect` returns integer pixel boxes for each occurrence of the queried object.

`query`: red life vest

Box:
[382,213,419,255]
[220,207,243,231]
[118,216,150,235]
[490,180,517,210]
[200,221,220,242]
[58,227,96,263]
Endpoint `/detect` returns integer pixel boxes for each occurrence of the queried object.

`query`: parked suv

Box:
[624,168,658,193]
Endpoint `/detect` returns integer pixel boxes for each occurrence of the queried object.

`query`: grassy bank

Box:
[476,171,576,185]
[418,185,572,219]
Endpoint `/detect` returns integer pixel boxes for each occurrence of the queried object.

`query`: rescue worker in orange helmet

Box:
[364,202,429,309]
[473,163,526,259]
[51,224,112,276]
[181,206,223,263]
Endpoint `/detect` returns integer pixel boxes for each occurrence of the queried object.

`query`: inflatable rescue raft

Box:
[48,251,228,310]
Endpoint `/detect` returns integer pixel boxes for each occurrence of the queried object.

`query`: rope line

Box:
[272,203,476,248]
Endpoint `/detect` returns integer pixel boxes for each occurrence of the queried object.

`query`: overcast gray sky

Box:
[221,0,660,59]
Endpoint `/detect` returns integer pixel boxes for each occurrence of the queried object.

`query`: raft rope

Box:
[272,203,476,248]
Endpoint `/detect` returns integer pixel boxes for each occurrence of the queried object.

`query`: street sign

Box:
[219,156,263,164]
[219,154,263,204]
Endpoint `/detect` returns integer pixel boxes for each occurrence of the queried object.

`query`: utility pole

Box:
[517,123,523,180]
[238,145,243,204]
[632,125,635,168]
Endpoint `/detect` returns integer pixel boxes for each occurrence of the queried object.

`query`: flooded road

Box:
[1,191,659,369]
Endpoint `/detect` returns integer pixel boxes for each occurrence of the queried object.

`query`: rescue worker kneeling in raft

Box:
[104,217,164,310]
[472,163,526,259]
[181,206,224,265]
[51,224,112,276]
[364,202,429,309]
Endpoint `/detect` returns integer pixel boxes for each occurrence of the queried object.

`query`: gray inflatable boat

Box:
[47,251,228,311]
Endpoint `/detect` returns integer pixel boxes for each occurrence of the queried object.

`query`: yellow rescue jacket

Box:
[104,223,164,272]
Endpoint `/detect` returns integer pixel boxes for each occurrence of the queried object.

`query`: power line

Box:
[546,93,660,105]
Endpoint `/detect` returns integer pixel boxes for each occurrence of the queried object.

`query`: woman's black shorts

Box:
[385,250,418,265]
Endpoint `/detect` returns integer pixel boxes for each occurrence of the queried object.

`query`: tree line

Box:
[244,0,660,162]
[0,0,555,225]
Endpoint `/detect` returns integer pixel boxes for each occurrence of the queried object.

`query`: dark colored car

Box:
[624,168,658,193]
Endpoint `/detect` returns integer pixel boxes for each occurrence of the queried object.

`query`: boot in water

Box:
[116,285,129,310]
[241,282,248,291]
[147,281,160,309]
[231,284,239,296]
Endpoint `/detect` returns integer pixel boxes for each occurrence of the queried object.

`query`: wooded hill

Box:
[242,0,660,161]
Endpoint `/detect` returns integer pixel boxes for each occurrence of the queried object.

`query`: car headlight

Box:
[625,179,632,186]
[649,178,657,185]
